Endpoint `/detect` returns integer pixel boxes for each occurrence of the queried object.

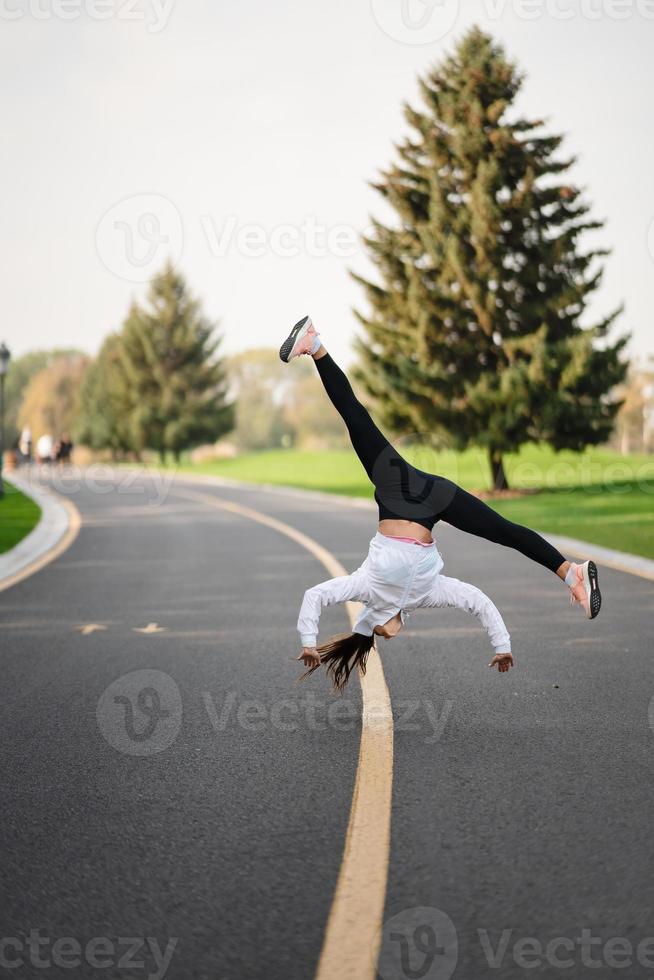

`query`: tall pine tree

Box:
[353,27,628,490]
[119,263,233,461]
[76,333,135,458]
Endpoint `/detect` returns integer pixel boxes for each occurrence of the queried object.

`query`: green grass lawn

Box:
[169,444,654,560]
[0,481,41,554]
[177,444,654,494]
[491,482,654,560]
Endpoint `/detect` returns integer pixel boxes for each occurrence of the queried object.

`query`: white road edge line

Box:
[0,474,81,592]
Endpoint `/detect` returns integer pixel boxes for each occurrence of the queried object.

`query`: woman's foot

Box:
[567,560,601,619]
[279,315,321,362]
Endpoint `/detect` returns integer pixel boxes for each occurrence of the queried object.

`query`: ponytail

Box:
[299,632,375,692]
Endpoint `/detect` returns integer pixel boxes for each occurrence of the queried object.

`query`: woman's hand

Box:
[488,652,514,673]
[297,647,321,669]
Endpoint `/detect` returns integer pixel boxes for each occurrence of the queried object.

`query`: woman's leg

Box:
[312,349,452,524]
[312,348,565,568]
[310,344,578,584]
[438,485,566,574]
[312,349,393,482]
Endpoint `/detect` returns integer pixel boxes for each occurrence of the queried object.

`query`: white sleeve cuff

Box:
[493,641,511,653]
[300,633,317,647]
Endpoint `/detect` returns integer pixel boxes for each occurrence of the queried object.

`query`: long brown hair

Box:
[299,632,375,692]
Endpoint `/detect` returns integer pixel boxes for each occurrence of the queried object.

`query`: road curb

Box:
[0,473,81,592]
[545,534,654,582]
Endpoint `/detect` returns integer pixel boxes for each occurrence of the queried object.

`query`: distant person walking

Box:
[18,426,32,463]
[54,434,74,465]
[279,316,601,690]
[35,433,54,465]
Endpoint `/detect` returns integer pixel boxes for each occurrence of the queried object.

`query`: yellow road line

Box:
[170,487,393,980]
[0,495,82,594]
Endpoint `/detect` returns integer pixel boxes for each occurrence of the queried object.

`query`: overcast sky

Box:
[2,0,653,368]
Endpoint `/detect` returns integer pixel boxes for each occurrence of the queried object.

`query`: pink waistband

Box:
[382,534,435,547]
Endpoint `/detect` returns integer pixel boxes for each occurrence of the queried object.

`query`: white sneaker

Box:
[279,315,319,362]
[569,560,601,619]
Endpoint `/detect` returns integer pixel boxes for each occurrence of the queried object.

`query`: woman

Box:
[279,316,601,691]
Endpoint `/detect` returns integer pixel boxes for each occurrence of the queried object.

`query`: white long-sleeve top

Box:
[297,531,511,654]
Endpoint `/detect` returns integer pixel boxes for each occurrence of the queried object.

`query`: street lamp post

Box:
[0,342,11,499]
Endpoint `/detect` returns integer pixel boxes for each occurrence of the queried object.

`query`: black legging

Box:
[315,353,566,574]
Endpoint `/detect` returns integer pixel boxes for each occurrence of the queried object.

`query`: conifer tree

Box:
[76,334,134,458]
[119,263,233,461]
[353,27,628,490]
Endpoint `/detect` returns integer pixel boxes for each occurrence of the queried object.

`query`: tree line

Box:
[7,264,348,462]
[7,28,638,486]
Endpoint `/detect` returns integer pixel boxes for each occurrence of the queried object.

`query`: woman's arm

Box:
[423,574,513,663]
[297,571,368,649]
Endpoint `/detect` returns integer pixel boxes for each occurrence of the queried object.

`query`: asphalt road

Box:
[1,469,653,980]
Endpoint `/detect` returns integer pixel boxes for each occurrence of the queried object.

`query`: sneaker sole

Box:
[583,560,601,619]
[279,315,311,363]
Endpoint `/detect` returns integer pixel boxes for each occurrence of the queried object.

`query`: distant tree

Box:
[226,348,349,451]
[282,373,349,450]
[75,334,135,458]
[613,361,654,454]
[119,263,233,461]
[227,349,294,451]
[18,354,90,440]
[353,26,628,490]
[4,349,83,446]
